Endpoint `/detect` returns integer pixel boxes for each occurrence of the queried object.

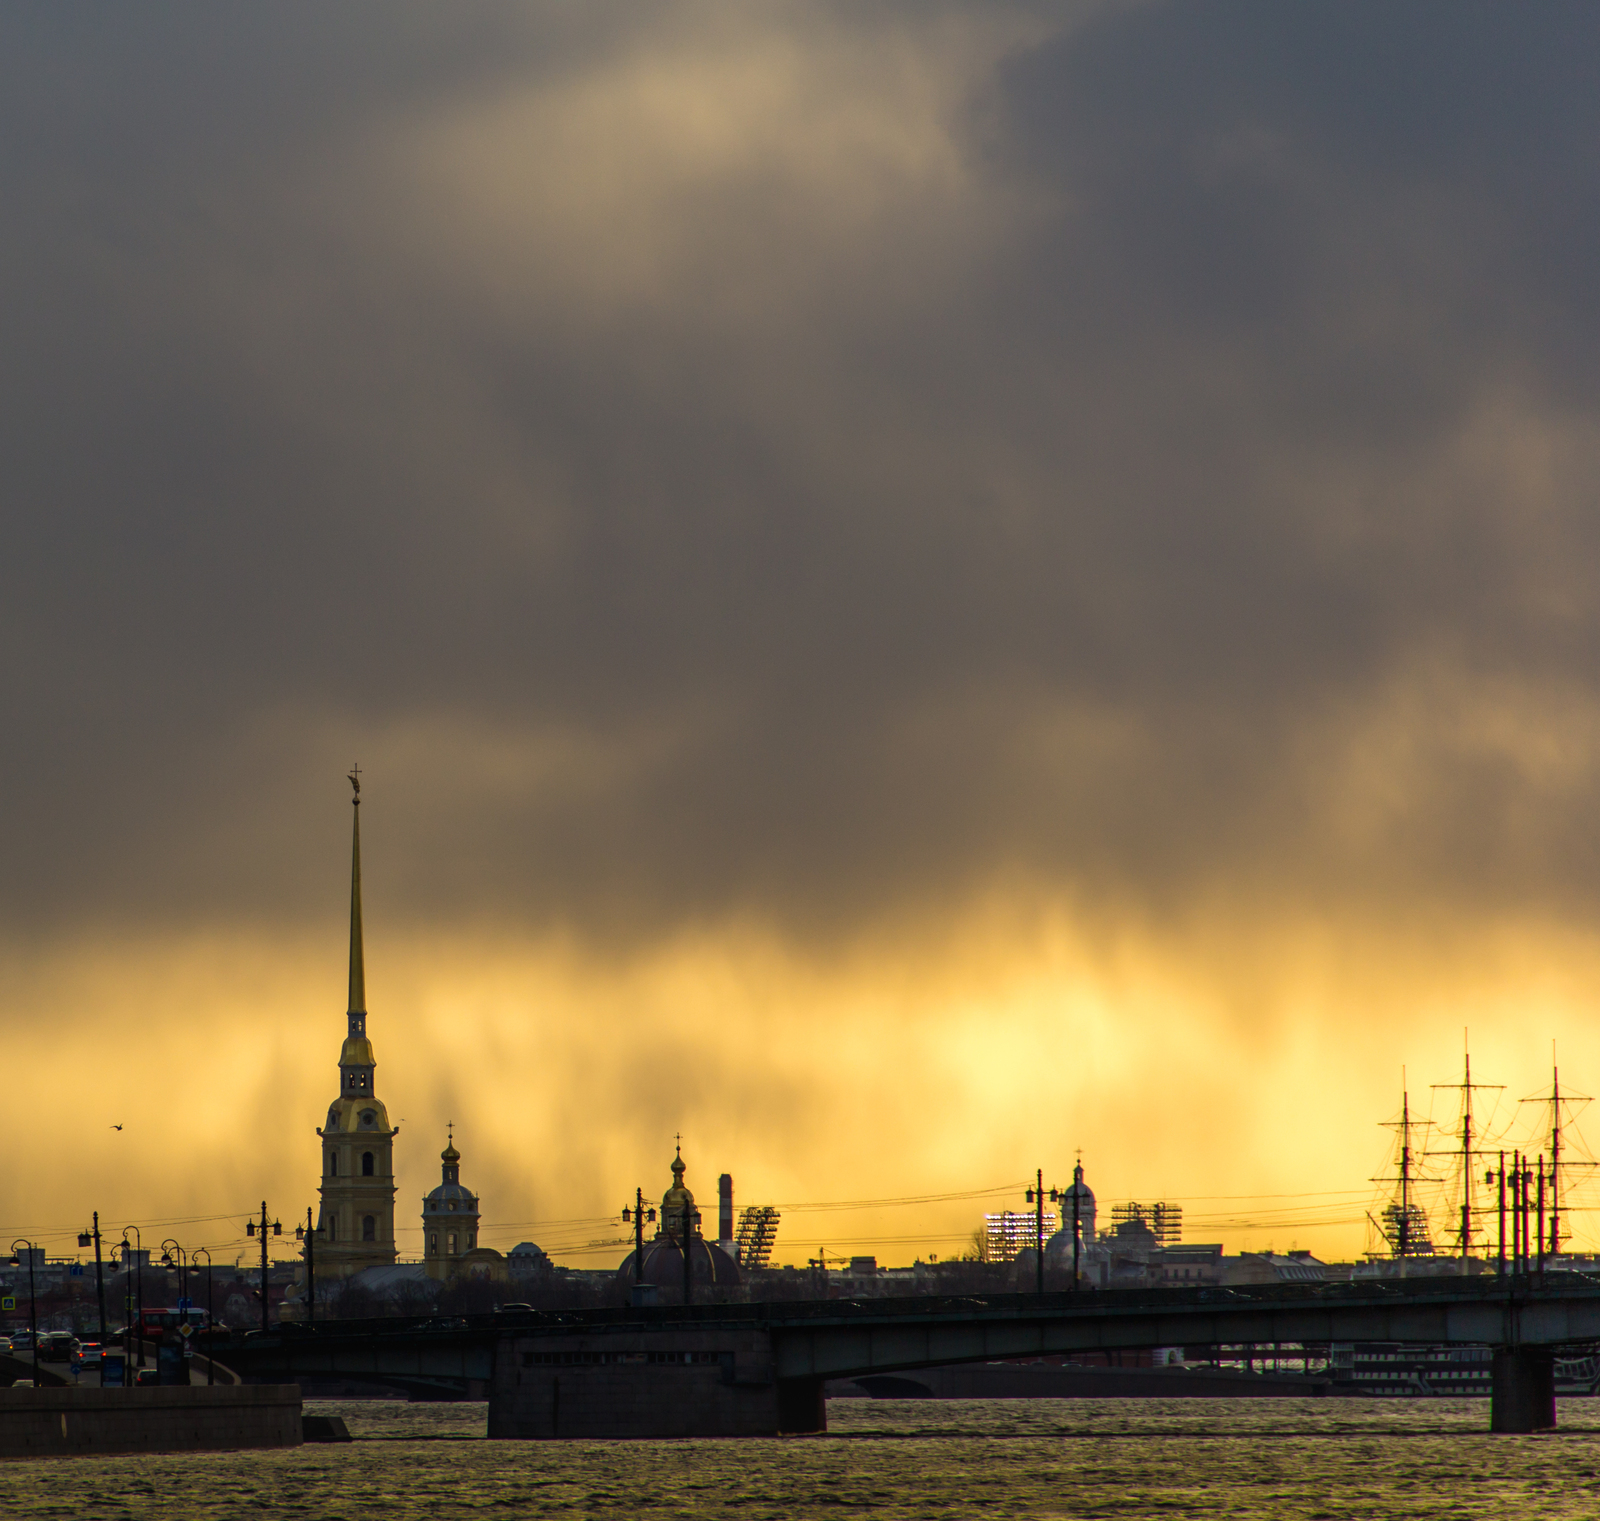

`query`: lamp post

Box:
[8,1241,39,1385]
[121,1226,143,1380]
[675,1199,702,1307]
[245,1203,282,1334]
[1537,1155,1547,1279]
[160,1241,189,1329]
[75,1214,109,1350]
[161,1241,191,1382]
[192,1249,214,1386]
[1487,1158,1505,1276]
[294,1210,323,1325]
[621,1190,657,1297]
[1024,1171,1061,1295]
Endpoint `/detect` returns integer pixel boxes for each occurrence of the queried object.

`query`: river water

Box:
[2,1397,1599,1518]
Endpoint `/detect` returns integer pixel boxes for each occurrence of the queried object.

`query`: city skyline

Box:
[7,5,1600,1271]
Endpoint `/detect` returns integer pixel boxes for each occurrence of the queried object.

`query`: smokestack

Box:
[719,1173,734,1246]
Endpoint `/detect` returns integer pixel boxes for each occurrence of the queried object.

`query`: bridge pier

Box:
[1490,1348,1555,1433]
[776,1377,826,1434]
[489,1327,784,1438]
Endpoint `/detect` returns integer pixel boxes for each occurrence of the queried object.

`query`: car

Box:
[71,1342,103,1370]
[8,1330,33,1353]
[38,1332,80,1363]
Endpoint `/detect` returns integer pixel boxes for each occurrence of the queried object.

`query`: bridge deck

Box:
[224,1272,1600,1387]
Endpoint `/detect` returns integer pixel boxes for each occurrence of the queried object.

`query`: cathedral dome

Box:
[618,1236,741,1296]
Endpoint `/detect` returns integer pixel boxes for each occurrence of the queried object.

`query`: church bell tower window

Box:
[363,1215,376,1242]
[362,1152,374,1176]
[328,1153,337,1176]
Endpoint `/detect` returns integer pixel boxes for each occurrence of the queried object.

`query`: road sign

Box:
[1,1296,13,1311]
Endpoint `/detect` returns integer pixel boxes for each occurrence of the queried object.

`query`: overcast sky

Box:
[5,3,1600,1264]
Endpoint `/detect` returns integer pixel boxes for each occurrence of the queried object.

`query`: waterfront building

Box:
[314,771,399,1275]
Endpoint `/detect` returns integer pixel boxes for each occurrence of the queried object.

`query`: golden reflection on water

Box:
[1,1399,1599,1519]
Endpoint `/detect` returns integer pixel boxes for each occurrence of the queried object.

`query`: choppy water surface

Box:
[4,1398,1600,1519]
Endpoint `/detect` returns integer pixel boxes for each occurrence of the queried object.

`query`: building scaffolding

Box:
[734,1207,781,1269]
[1110,1202,1183,1245]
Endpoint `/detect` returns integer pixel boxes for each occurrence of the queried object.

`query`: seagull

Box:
[110,1124,124,1131]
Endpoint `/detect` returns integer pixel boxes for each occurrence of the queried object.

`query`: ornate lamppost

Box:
[8,1240,40,1385]
[120,1227,143,1381]
[1023,1171,1061,1295]
[192,1248,215,1386]
[245,1204,282,1334]
[294,1210,324,1325]
[620,1190,657,1300]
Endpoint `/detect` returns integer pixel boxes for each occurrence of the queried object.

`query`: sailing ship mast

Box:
[1430,1040,1503,1262]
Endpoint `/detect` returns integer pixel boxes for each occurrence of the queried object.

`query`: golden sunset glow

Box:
[6,3,1600,1288]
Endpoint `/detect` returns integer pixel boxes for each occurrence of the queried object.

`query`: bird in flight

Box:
[110,1124,124,1131]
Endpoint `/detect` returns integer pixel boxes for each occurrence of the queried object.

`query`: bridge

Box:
[223,1273,1600,1437]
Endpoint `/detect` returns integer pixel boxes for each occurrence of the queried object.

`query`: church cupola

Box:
[423,1125,481,1281]
[659,1143,700,1242]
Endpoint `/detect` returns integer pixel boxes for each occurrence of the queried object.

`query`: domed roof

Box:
[424,1181,476,1207]
[617,1237,741,1295]
[442,1140,461,1164]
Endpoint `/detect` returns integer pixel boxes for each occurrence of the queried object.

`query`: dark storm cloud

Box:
[4,1,1600,938]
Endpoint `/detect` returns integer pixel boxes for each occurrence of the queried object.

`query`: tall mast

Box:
[1552,1058,1561,1258]
[1520,1051,1591,1260]
[1429,1038,1502,1263]
[1400,1086,1412,1256]
[1372,1073,1436,1261]
[1461,1051,1472,1263]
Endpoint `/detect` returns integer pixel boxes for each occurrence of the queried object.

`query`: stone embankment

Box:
[0,1385,303,1458]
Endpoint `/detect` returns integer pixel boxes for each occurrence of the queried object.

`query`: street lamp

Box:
[245,1204,282,1334]
[680,1200,702,1306]
[8,1241,39,1385]
[621,1192,657,1298]
[120,1226,144,1382]
[192,1248,215,1386]
[76,1215,108,1349]
[1023,1171,1061,1295]
[294,1210,324,1325]
[160,1241,190,1327]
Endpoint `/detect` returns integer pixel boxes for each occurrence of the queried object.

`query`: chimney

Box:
[719,1173,734,1245]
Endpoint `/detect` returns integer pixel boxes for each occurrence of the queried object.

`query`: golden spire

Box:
[347,765,365,1015]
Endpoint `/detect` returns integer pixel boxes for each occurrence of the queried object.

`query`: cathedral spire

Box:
[347,765,365,1016]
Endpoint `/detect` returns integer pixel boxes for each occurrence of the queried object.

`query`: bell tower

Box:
[315,767,400,1275]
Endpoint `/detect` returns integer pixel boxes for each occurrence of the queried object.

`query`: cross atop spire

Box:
[349,763,361,797]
